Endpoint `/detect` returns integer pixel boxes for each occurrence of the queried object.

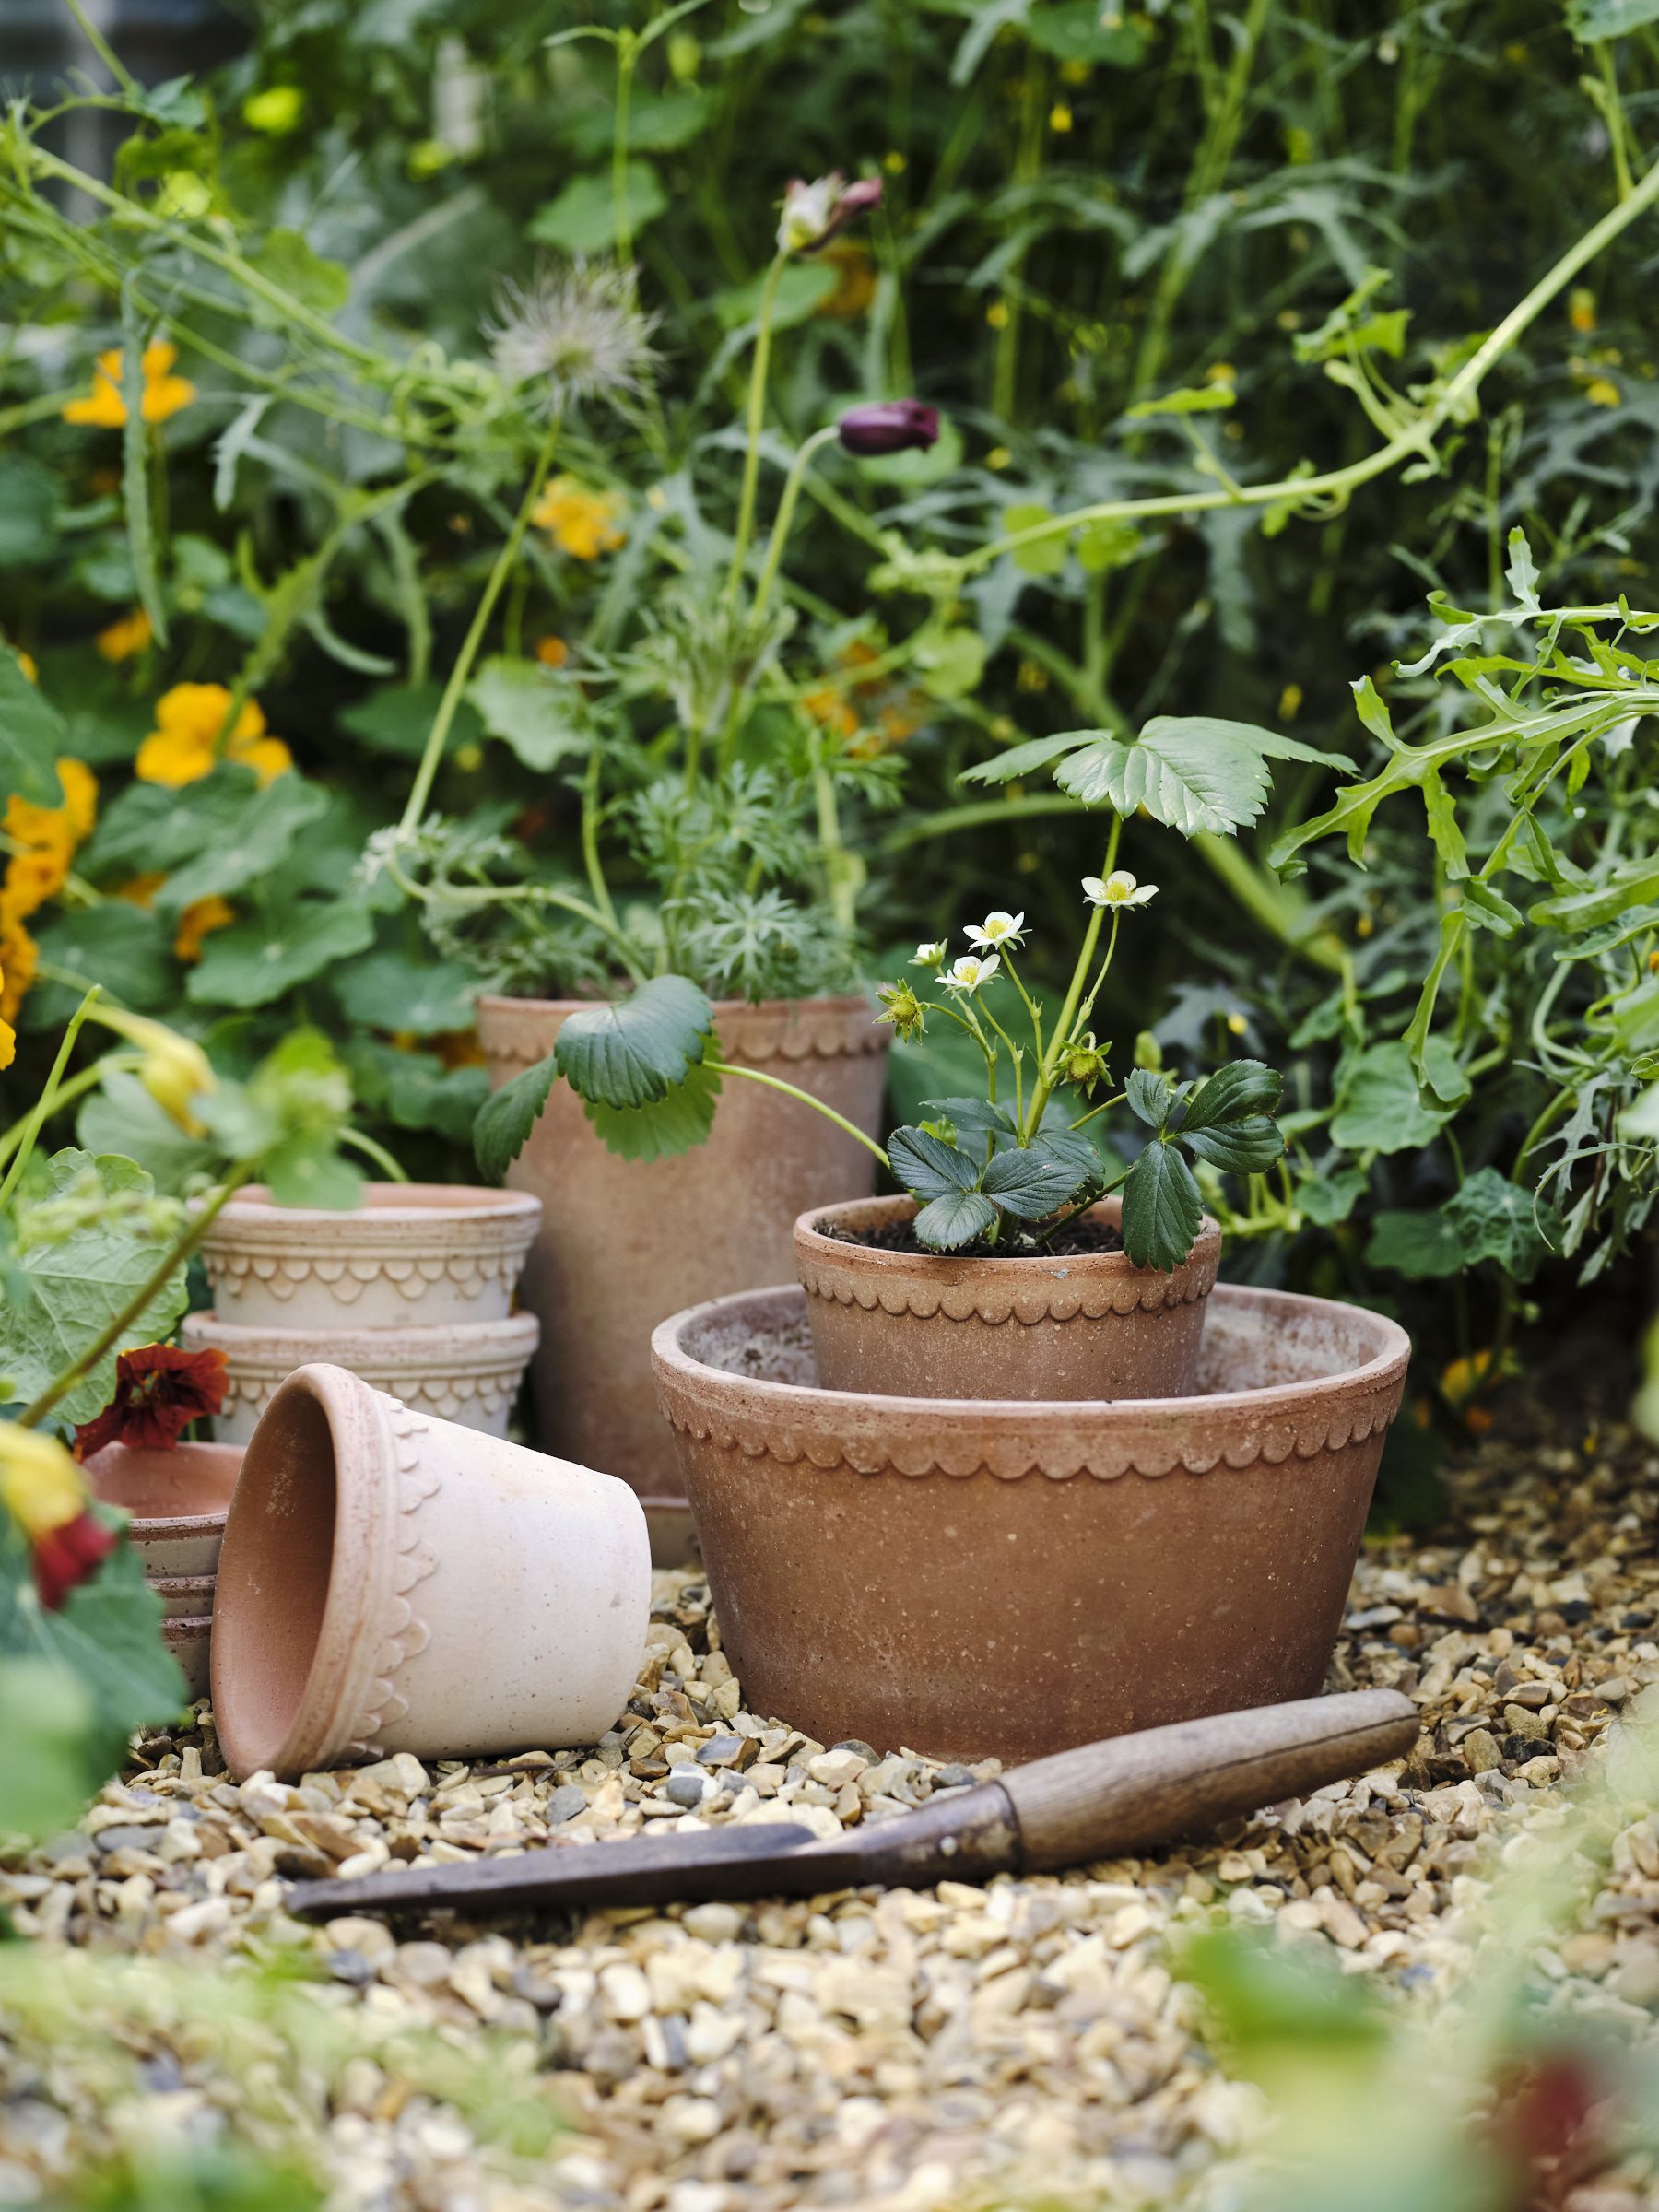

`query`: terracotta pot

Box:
[653,1283,1411,1762]
[198,1182,539,1330]
[796,1194,1220,1402]
[81,1440,242,1577]
[211,1363,651,1781]
[181,1312,539,1443]
[164,1615,212,1701]
[151,1571,216,1621]
[477,994,888,1561]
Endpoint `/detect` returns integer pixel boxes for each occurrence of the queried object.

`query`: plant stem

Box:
[0,988,102,1213]
[18,1167,253,1430]
[706,1061,889,1165]
[1025,818,1122,1133]
[725,252,788,602]
[339,1128,408,1182]
[752,423,840,624]
[399,410,562,833]
[613,30,639,266]
[582,745,618,928]
[59,0,138,98]
[971,155,1659,575]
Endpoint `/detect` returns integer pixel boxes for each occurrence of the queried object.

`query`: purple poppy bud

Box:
[837,400,940,455]
[778,172,885,255]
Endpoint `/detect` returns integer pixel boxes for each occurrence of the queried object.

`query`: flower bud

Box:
[92,1006,216,1132]
[877,979,927,1042]
[778,172,884,255]
[837,400,940,456]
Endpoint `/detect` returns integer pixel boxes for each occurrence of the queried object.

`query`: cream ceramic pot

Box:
[182,1312,539,1443]
[81,1440,243,1578]
[198,1183,540,1330]
[211,1363,651,1781]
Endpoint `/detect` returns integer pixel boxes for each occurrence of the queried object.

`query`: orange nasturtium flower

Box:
[534,634,571,668]
[532,477,627,560]
[0,757,99,1042]
[62,341,196,429]
[76,1343,229,1457]
[135,684,292,788]
[0,1424,116,1611]
[171,895,235,963]
[96,608,154,662]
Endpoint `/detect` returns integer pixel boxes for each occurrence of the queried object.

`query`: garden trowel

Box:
[286,1688,1418,1923]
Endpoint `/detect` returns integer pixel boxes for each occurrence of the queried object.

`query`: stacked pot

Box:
[82,1439,244,1696]
[184,1185,542,1443]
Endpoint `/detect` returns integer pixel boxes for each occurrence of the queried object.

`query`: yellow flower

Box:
[135,684,292,788]
[2,759,98,935]
[89,1006,217,1132]
[986,300,1010,331]
[96,608,154,663]
[0,1424,86,1543]
[1570,287,1596,335]
[0,917,39,1032]
[172,895,235,964]
[1585,377,1621,409]
[532,478,627,561]
[6,644,38,683]
[113,872,166,909]
[1049,101,1074,132]
[534,634,571,668]
[63,341,196,429]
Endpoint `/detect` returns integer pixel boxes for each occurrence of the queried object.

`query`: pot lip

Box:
[80,1439,243,1529]
[149,1571,217,1598]
[795,1193,1221,1281]
[201,1182,541,1235]
[653,1280,1410,1428]
[476,991,877,1020]
[212,1362,400,1778]
[182,1310,539,1362]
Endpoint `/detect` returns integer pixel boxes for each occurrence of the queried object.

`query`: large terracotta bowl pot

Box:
[652,1283,1410,1763]
[795,1193,1220,1401]
[477,994,888,1562]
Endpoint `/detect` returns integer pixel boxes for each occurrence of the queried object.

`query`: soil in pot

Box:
[653,1283,1411,1762]
[795,1194,1218,1403]
[477,994,888,1562]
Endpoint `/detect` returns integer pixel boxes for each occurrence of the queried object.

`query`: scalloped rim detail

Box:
[201,1241,535,1307]
[344,1396,440,1757]
[795,1254,1215,1324]
[477,994,888,1072]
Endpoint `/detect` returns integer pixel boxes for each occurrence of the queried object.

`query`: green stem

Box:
[1025,819,1122,1132]
[582,746,618,928]
[613,31,639,266]
[18,1166,253,1430]
[706,1061,889,1165]
[0,988,102,1214]
[971,155,1659,575]
[58,0,138,97]
[338,1127,408,1182]
[752,423,840,624]
[399,410,562,833]
[725,252,789,602]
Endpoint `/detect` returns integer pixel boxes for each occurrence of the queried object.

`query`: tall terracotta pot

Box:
[477,994,888,1559]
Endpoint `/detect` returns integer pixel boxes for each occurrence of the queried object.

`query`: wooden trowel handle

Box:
[1000,1688,1419,1874]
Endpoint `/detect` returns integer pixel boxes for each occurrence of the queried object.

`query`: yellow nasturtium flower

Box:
[135,684,292,788]
[96,608,154,662]
[172,895,236,964]
[532,477,627,560]
[63,341,196,429]
[0,757,98,1037]
[89,1005,217,1132]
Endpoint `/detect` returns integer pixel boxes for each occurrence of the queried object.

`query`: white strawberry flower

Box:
[912,940,947,969]
[965,909,1026,950]
[944,952,1001,993]
[1082,870,1158,910]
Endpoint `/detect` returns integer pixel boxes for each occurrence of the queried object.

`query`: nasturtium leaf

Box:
[1076,517,1141,573]
[912,1190,999,1252]
[1364,1209,1464,1279]
[156,772,331,913]
[888,1124,982,1203]
[1180,1060,1282,1131]
[1001,504,1067,578]
[1330,1041,1453,1154]
[186,898,375,1009]
[528,162,667,256]
[0,1518,186,1771]
[980,1145,1083,1218]
[24,907,173,1029]
[1443,1169,1560,1281]
[912,624,985,701]
[1126,1067,1176,1130]
[562,87,712,159]
[0,650,66,807]
[347,1039,488,1144]
[1121,1140,1204,1271]
[583,1061,723,1162]
[1566,0,1659,41]
[1418,1034,1471,1110]
[76,1071,218,1196]
[338,684,483,761]
[475,1051,559,1182]
[0,456,58,569]
[334,951,478,1036]
[0,1151,188,1424]
[1022,0,1147,63]
[467,655,592,772]
[83,766,253,879]
[555,976,714,1111]
[0,1657,100,1841]
[1299,1166,1369,1226]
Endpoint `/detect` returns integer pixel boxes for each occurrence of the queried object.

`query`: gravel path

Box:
[3,1406,1658,2210]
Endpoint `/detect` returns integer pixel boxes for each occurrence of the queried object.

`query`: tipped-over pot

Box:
[211,1363,650,1781]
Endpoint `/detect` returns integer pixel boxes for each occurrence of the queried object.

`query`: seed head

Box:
[486,261,654,413]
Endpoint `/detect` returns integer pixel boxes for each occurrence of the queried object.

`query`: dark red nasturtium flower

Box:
[837,400,940,456]
[75,1343,229,1458]
[31,1511,117,1611]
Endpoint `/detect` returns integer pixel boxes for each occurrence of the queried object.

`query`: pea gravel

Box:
[3,1406,1658,2210]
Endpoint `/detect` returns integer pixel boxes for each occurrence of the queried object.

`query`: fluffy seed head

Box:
[486,261,654,413]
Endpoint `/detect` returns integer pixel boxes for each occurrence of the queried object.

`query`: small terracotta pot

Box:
[211,1362,650,1781]
[653,1283,1410,1762]
[477,994,888,1561]
[795,1194,1220,1402]
[81,1440,243,1578]
[164,1615,212,1701]
[181,1312,539,1443]
[199,1183,541,1329]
